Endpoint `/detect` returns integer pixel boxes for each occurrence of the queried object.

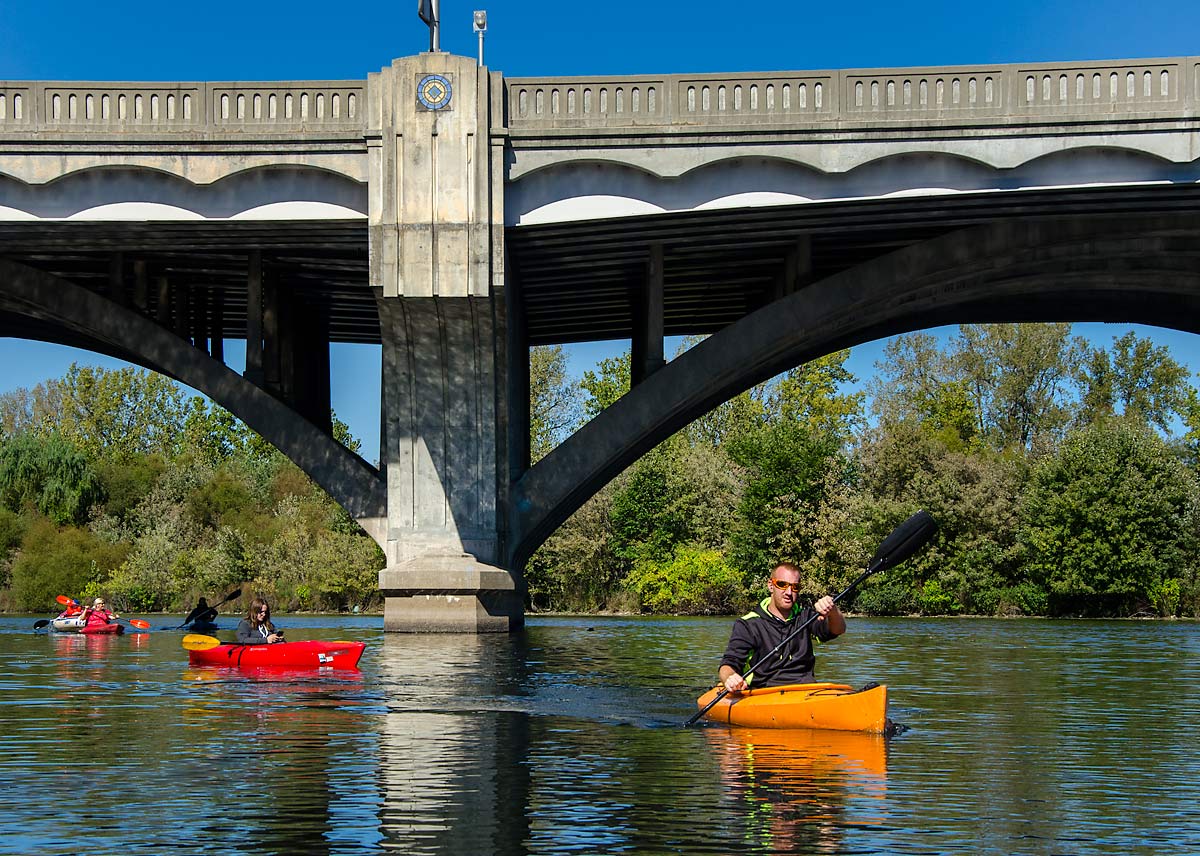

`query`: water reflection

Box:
[705,727,888,853]
[177,664,378,855]
[374,633,532,855]
[2,616,1199,855]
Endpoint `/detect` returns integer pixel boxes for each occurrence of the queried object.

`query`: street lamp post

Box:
[473,10,487,67]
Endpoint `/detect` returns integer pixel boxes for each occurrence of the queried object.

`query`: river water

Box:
[1,614,1197,855]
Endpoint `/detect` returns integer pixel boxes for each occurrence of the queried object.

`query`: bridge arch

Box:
[507,149,1200,226]
[0,165,366,221]
[509,212,1200,565]
[0,257,386,542]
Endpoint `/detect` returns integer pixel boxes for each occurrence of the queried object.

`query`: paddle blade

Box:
[33,619,50,630]
[218,587,242,605]
[127,618,151,630]
[182,634,222,651]
[56,595,75,606]
[870,510,938,571]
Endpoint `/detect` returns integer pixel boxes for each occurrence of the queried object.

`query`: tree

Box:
[1021,420,1198,616]
[1076,331,1192,433]
[580,351,631,419]
[9,517,130,611]
[525,480,625,612]
[727,421,843,581]
[869,333,980,450]
[769,349,864,441]
[954,323,1078,451]
[530,344,582,462]
[181,396,251,466]
[0,381,64,439]
[673,336,766,447]
[53,364,190,460]
[624,545,746,615]
[0,432,105,525]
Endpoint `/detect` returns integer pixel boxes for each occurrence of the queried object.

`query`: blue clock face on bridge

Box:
[417,74,453,111]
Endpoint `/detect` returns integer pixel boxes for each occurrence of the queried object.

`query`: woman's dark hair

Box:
[245,596,275,633]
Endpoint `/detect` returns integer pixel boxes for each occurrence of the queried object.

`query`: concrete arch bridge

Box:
[2,54,1199,630]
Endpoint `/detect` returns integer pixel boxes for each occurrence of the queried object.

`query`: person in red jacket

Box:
[80,597,120,628]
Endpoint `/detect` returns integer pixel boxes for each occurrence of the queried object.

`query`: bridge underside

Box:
[3,183,1200,353]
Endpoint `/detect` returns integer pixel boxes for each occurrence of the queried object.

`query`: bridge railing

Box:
[0,81,364,132]
[2,57,1194,135]
[505,57,1198,130]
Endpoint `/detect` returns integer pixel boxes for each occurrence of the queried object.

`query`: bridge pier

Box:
[368,53,517,631]
[375,295,520,632]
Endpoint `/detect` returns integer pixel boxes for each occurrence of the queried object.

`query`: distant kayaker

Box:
[236,597,286,644]
[183,597,217,628]
[80,598,120,628]
[717,562,845,693]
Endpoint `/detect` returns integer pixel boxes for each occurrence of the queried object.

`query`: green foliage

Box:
[915,579,956,615]
[181,397,251,465]
[244,494,384,611]
[581,352,631,418]
[954,323,1077,451]
[610,442,687,564]
[0,432,105,525]
[0,362,380,614]
[96,455,165,521]
[0,507,24,557]
[727,420,842,581]
[993,581,1050,616]
[331,412,363,455]
[10,517,130,611]
[849,580,915,616]
[769,350,864,441]
[186,467,255,529]
[526,481,625,612]
[1021,420,1198,616]
[5,322,1200,621]
[1147,577,1181,618]
[624,546,746,615]
[530,345,582,462]
[54,364,190,460]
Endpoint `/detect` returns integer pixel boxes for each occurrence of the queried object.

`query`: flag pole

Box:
[418,0,441,52]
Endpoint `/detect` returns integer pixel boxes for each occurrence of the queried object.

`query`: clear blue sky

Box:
[3,0,1200,457]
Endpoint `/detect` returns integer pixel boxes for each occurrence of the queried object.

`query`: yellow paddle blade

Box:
[182,633,222,651]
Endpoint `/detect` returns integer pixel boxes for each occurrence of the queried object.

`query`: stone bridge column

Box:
[367,53,518,632]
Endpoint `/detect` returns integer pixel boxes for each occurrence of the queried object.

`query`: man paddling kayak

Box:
[718,562,845,693]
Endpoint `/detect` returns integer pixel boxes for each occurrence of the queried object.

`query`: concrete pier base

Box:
[380,557,523,632]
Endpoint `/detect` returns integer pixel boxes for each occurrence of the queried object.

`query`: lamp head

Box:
[473,10,487,32]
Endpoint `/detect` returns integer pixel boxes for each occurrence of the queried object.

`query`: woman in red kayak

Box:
[80,597,120,628]
[236,597,285,644]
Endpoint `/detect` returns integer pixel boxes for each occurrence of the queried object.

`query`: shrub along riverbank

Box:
[0,365,383,614]
[3,323,1200,620]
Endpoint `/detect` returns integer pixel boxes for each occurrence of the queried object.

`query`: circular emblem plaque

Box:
[416,74,453,111]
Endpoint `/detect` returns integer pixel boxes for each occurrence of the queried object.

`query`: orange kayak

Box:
[696,682,889,732]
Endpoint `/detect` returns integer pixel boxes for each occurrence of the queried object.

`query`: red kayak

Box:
[188,640,365,670]
[80,623,123,635]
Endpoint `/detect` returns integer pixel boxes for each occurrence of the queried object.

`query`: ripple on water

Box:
[0,615,1198,854]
